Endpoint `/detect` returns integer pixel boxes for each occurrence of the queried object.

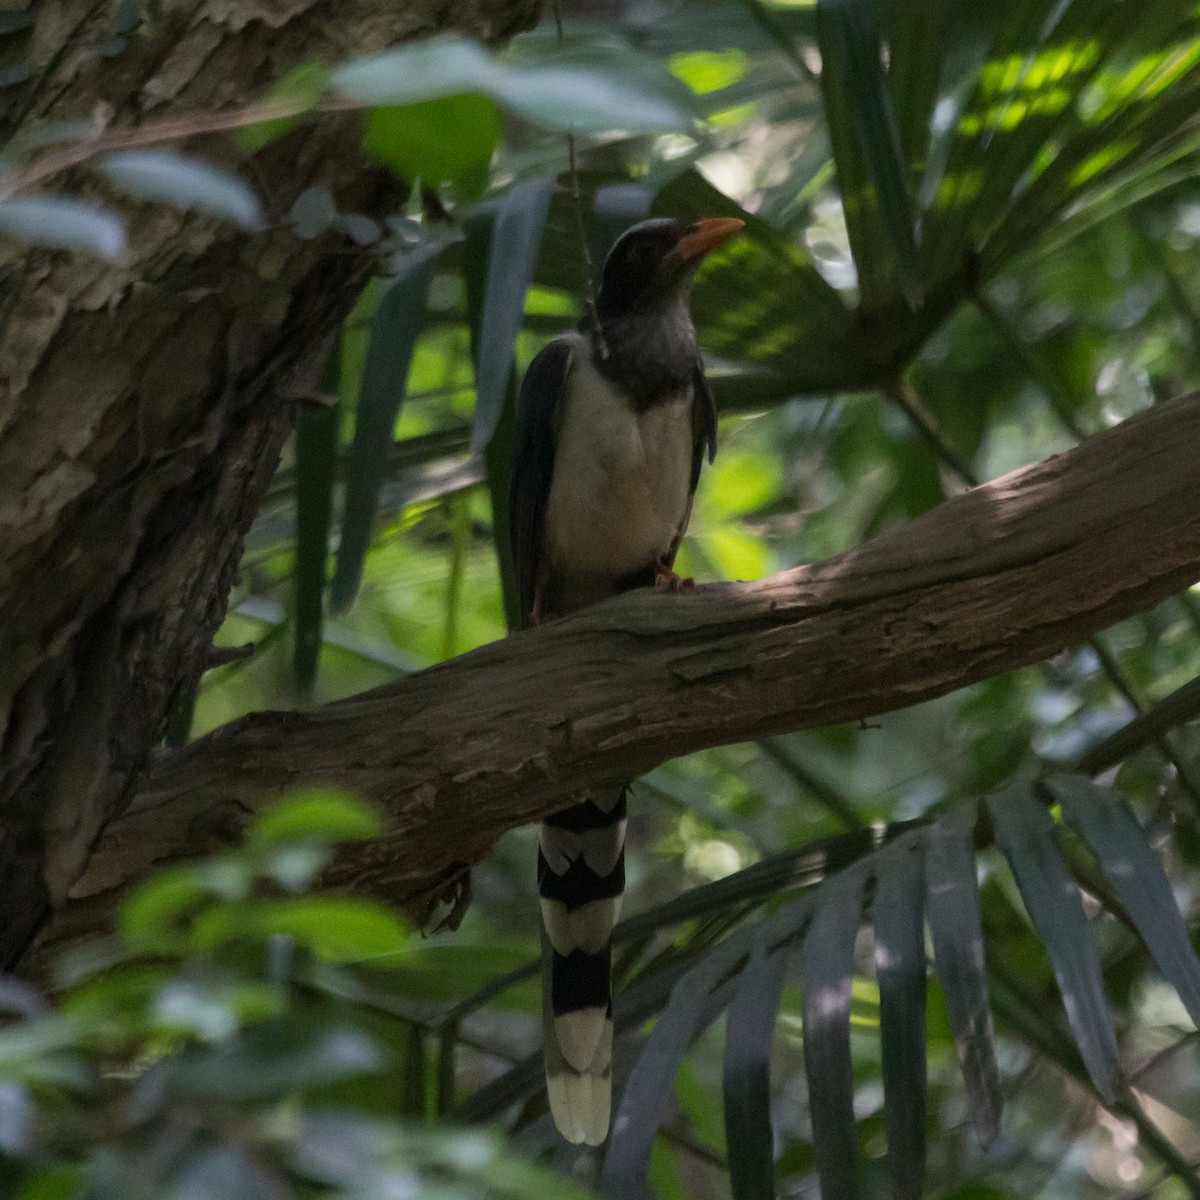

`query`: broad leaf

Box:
[468,178,553,453]
[723,940,790,1200]
[925,801,1002,1145]
[800,866,868,1200]
[816,0,921,307]
[873,832,928,1200]
[330,241,443,611]
[1050,775,1200,1028]
[987,782,1119,1103]
[292,345,340,695]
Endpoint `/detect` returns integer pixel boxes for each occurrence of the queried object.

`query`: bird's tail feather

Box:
[538,787,627,1146]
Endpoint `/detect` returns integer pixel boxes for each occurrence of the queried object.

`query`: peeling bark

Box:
[24,390,1200,971]
[0,0,539,967]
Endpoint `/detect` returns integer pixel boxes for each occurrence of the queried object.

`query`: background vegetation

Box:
[3,0,1200,1196]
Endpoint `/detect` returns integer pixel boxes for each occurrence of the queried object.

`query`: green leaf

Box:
[877,0,957,178]
[330,241,443,611]
[468,178,553,453]
[236,61,328,153]
[292,346,341,696]
[11,1164,83,1200]
[462,208,517,629]
[365,93,500,197]
[1050,775,1200,1028]
[655,171,860,392]
[872,833,927,1200]
[193,897,410,962]
[0,195,126,260]
[118,860,251,954]
[249,789,383,846]
[98,150,263,230]
[925,801,1002,1145]
[987,781,1119,1103]
[800,867,866,1200]
[723,940,790,1200]
[815,0,922,307]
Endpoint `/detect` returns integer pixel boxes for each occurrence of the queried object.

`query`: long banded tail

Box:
[538,788,627,1145]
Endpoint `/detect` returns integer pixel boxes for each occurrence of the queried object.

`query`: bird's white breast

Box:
[545,336,694,581]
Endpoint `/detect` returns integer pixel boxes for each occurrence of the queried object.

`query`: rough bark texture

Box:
[0,0,539,968]
[26,390,1200,970]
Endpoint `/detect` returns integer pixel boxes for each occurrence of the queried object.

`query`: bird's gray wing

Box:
[509,338,574,630]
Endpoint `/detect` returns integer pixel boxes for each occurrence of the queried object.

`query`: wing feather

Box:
[510,339,574,629]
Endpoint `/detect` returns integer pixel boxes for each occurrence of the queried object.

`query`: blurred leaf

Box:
[987,781,1119,1102]
[249,789,383,848]
[800,866,867,1200]
[872,833,927,1200]
[290,183,338,239]
[878,0,957,178]
[119,860,251,954]
[1050,774,1200,1028]
[194,897,409,963]
[0,195,126,259]
[723,940,790,1200]
[365,94,500,197]
[237,61,328,152]
[98,151,262,230]
[11,1165,83,1200]
[159,1023,383,1100]
[163,1147,281,1200]
[330,35,696,135]
[469,178,553,452]
[292,346,341,696]
[816,0,921,307]
[925,802,1002,1145]
[330,241,443,611]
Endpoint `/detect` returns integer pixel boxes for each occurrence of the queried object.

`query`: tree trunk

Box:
[0,0,539,968]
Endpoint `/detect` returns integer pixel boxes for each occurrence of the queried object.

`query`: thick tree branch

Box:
[30,391,1200,966]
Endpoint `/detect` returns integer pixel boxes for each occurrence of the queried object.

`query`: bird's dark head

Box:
[595,216,744,319]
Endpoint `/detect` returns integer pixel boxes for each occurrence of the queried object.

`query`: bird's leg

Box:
[653,555,694,591]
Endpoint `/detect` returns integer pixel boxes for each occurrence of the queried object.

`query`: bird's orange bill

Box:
[671,216,745,263]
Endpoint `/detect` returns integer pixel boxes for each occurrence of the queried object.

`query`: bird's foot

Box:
[653,562,694,591]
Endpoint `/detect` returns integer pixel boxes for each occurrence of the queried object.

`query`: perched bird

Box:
[509,215,743,1145]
